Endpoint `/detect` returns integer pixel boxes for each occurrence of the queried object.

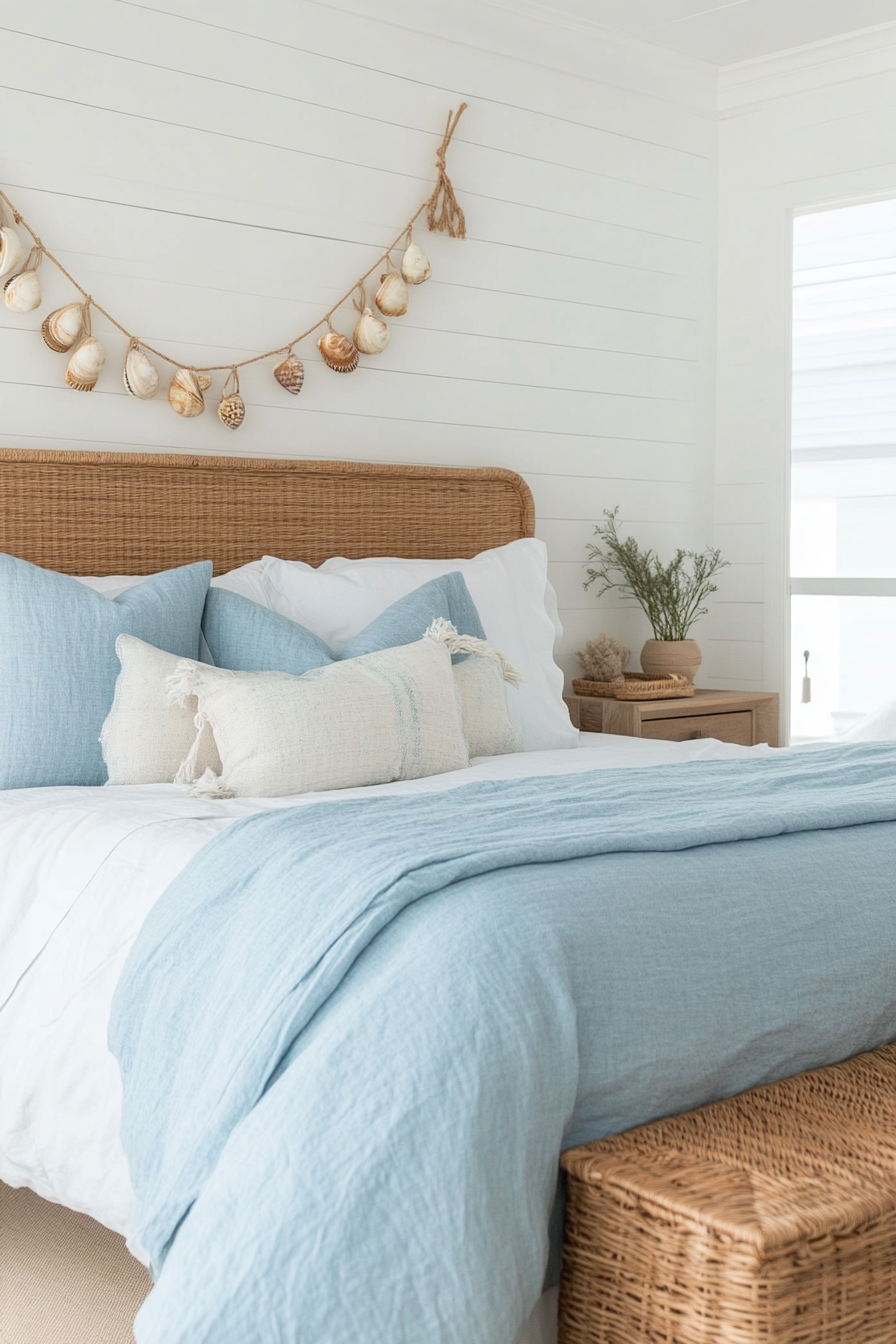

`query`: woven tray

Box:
[573,672,695,701]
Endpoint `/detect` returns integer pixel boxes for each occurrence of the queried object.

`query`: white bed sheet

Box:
[0,732,771,1340]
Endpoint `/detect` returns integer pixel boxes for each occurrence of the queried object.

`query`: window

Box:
[790,200,896,743]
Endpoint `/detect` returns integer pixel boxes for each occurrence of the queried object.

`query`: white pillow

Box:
[256,540,575,753]
[101,635,221,785]
[168,629,470,798]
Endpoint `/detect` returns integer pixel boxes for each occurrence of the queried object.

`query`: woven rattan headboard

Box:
[0,450,534,574]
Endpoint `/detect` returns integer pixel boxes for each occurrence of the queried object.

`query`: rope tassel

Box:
[426,103,468,238]
[425,617,523,685]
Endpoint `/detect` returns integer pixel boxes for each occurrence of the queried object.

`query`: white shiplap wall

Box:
[0,0,718,683]
[716,24,896,711]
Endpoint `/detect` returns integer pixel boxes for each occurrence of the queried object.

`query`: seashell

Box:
[353,307,390,356]
[123,343,160,400]
[42,302,84,353]
[65,335,106,391]
[4,267,42,314]
[217,392,245,429]
[401,239,431,285]
[375,270,408,317]
[273,352,304,395]
[318,328,358,373]
[0,227,25,280]
[168,367,208,417]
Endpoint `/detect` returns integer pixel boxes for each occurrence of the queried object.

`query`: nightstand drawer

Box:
[641,710,754,745]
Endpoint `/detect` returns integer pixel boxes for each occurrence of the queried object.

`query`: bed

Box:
[1,448,895,1344]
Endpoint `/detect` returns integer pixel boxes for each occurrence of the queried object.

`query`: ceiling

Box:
[528,0,896,66]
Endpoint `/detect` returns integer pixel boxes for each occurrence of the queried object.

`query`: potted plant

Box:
[583,508,728,682]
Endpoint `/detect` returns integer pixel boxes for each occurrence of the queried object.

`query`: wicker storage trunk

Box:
[559,1046,896,1344]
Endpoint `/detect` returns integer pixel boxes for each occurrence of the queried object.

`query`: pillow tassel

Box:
[425,618,523,686]
[187,767,235,801]
[165,658,202,710]
[173,710,210,786]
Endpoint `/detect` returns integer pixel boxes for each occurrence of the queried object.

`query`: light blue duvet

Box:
[110,744,896,1343]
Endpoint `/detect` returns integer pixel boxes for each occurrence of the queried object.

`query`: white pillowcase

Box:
[101,636,221,785]
[251,540,575,753]
[168,631,470,798]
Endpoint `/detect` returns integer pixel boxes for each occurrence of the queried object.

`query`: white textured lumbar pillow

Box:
[101,635,222,785]
[167,626,473,798]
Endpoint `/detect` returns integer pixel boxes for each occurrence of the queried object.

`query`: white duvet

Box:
[0,733,770,1338]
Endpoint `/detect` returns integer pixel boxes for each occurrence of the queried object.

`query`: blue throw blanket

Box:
[111,745,896,1344]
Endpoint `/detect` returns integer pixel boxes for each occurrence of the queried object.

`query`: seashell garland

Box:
[65,335,105,391]
[273,352,304,395]
[42,301,84,352]
[318,327,358,373]
[4,268,42,314]
[0,226,25,279]
[217,370,245,429]
[353,307,390,355]
[401,238,431,285]
[123,341,160,400]
[375,269,408,317]
[168,367,211,417]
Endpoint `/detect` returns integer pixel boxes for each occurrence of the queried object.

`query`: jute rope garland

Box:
[0,103,468,421]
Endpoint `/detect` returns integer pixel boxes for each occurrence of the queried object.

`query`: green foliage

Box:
[583,508,729,641]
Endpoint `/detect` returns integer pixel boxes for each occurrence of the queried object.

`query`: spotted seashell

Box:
[4,267,41,314]
[353,307,390,356]
[123,343,160,400]
[168,367,209,417]
[0,226,25,280]
[375,270,408,317]
[42,302,84,352]
[217,391,245,429]
[65,335,106,391]
[401,239,431,285]
[273,352,304,395]
[318,329,358,373]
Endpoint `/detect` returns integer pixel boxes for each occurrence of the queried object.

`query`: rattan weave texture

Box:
[560,1045,896,1344]
[0,450,534,574]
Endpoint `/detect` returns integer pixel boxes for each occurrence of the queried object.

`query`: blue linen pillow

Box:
[202,572,486,673]
[0,555,212,789]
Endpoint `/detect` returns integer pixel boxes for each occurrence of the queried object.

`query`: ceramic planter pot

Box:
[640,638,702,683]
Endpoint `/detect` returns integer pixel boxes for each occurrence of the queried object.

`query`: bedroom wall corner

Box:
[713,24,896,715]
[0,0,718,684]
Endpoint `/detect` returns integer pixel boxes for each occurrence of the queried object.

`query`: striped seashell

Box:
[168,368,210,417]
[217,391,245,429]
[401,239,431,285]
[0,226,25,280]
[4,267,42,314]
[42,302,84,353]
[375,270,408,317]
[273,352,304,395]
[65,335,106,391]
[123,343,160,400]
[318,329,358,373]
[353,307,390,356]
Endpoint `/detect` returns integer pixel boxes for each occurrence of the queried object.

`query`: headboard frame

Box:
[0,450,535,574]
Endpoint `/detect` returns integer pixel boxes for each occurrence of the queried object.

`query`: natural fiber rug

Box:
[0,1183,150,1344]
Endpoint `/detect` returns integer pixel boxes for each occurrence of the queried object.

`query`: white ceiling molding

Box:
[719,19,896,113]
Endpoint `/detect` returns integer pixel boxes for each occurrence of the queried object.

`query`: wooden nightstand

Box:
[564,689,780,747]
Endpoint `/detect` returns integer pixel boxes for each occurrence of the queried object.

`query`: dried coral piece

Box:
[576,634,630,685]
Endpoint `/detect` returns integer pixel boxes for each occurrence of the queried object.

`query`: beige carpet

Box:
[0,1183,150,1344]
